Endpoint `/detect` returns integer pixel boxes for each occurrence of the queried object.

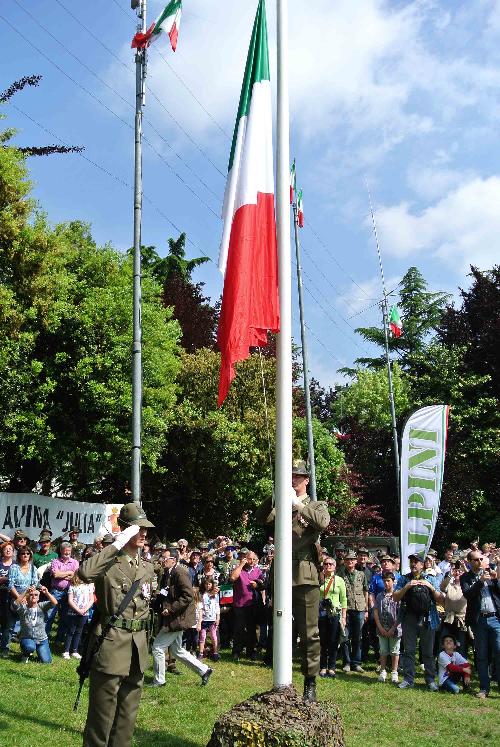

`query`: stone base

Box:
[207,685,345,747]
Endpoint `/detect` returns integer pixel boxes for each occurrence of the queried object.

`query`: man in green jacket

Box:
[259,460,330,703]
[78,503,155,747]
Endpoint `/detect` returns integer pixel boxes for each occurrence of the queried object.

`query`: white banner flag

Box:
[400,405,449,573]
[0,492,107,545]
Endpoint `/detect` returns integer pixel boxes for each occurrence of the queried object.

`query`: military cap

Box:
[344,550,358,560]
[69,526,81,534]
[357,547,369,555]
[102,533,115,545]
[379,554,394,562]
[118,502,155,529]
[153,541,166,551]
[334,542,346,551]
[169,541,179,550]
[198,542,209,550]
[13,528,27,539]
[39,530,52,541]
[292,459,309,476]
[427,548,438,557]
[239,547,250,555]
[408,551,426,562]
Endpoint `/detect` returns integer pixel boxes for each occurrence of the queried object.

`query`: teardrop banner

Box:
[400,404,449,573]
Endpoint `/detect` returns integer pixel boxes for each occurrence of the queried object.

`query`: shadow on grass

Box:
[0,706,81,737]
[135,727,200,747]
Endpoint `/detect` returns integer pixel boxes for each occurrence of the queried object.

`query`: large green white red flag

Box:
[290,159,296,204]
[131,1,182,51]
[217,0,279,406]
[389,305,403,337]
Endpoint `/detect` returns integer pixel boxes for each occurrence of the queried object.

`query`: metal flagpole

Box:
[131,0,147,506]
[274,0,293,688]
[366,182,400,495]
[292,195,317,501]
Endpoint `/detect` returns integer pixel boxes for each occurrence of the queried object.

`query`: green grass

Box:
[0,646,498,747]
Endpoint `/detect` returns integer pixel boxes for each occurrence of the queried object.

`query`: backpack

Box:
[405,580,433,617]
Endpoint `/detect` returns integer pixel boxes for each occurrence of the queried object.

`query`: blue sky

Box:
[2,0,500,389]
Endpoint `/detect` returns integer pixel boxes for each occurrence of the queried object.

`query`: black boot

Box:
[303,676,317,703]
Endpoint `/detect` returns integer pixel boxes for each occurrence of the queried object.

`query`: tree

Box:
[353,266,450,370]
[0,144,180,497]
[1,76,84,157]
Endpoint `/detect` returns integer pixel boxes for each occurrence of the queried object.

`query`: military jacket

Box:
[258,495,330,587]
[337,568,368,611]
[78,544,154,676]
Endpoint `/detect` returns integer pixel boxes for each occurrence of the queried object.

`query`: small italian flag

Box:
[217,0,279,406]
[131,0,182,52]
[297,189,304,227]
[290,159,296,204]
[389,305,403,337]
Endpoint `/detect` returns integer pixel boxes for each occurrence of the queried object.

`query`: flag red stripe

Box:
[217,192,279,406]
[390,322,402,337]
[169,22,179,51]
[298,211,304,228]
[131,23,155,49]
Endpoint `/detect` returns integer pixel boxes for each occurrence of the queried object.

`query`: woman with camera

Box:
[440,558,468,656]
[318,557,347,678]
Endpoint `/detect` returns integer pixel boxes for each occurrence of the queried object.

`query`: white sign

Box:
[0,492,107,545]
[400,405,449,573]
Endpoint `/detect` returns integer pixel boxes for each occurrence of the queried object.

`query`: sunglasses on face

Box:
[323,562,334,566]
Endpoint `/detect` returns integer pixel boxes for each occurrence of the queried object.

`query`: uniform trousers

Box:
[152,628,208,685]
[293,584,320,677]
[83,641,143,747]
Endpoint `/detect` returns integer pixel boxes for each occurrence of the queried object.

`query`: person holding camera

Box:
[318,557,347,678]
[460,550,500,698]
[440,558,468,656]
[14,584,58,663]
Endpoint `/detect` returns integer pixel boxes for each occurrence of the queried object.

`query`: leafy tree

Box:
[1,76,83,157]
[353,266,449,370]
[0,144,180,497]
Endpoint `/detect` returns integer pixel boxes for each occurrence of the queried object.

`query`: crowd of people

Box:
[0,523,499,700]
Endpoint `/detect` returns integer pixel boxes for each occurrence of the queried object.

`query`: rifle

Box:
[73,578,141,711]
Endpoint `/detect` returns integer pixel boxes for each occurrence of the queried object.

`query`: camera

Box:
[320,597,335,618]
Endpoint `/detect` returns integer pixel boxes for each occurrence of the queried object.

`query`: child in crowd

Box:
[63,572,94,660]
[198,578,220,662]
[374,571,401,683]
[14,585,58,664]
[184,586,202,654]
[438,634,471,693]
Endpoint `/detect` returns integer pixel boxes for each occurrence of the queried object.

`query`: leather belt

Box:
[480,611,496,618]
[102,616,148,632]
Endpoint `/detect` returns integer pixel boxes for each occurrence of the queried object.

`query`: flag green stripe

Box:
[153,0,182,34]
[228,0,270,172]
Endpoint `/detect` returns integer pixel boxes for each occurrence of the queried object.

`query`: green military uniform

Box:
[258,490,330,678]
[78,505,154,747]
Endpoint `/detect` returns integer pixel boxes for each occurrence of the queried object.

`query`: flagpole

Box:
[366,181,400,496]
[131,0,147,506]
[292,198,317,501]
[274,0,293,688]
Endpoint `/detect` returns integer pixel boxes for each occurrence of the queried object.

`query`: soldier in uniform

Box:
[68,526,87,562]
[78,503,155,747]
[258,459,330,703]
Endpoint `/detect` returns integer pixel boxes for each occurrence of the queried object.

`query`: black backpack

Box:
[405,580,433,617]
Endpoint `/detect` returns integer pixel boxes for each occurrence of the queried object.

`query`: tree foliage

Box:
[0,144,180,497]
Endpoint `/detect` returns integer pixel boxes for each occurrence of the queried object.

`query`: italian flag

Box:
[131,0,182,52]
[389,305,403,337]
[290,159,296,204]
[217,0,279,406]
[297,189,304,228]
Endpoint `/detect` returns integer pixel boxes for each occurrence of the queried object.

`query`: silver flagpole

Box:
[366,183,400,496]
[292,195,317,501]
[131,0,147,505]
[274,0,293,688]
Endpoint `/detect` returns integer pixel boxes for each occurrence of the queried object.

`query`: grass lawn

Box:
[0,646,498,747]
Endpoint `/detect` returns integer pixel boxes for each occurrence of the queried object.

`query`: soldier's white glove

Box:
[290,487,302,511]
[112,524,140,550]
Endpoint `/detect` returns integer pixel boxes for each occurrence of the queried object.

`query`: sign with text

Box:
[400,405,449,573]
[0,492,106,545]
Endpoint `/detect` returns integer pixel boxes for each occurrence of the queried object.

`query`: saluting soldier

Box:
[258,459,330,703]
[78,503,155,747]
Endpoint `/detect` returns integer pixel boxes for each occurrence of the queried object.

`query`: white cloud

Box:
[374,176,500,271]
[407,164,475,201]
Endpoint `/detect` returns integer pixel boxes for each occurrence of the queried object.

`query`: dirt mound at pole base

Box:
[207,685,345,747]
